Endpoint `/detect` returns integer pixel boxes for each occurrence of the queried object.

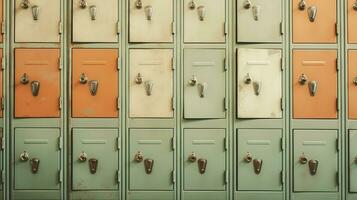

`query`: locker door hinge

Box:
[1,135,4,150]
[171,57,175,70]
[280,137,284,151]
[280,22,284,35]
[224,170,228,184]
[117,57,121,70]
[280,98,284,111]
[58,58,62,70]
[172,170,176,183]
[335,23,338,36]
[117,97,120,110]
[336,138,340,151]
[117,137,121,150]
[117,170,121,183]
[224,97,228,111]
[2,57,5,70]
[1,22,5,34]
[224,58,228,71]
[171,97,175,111]
[281,171,285,185]
[116,21,121,34]
[335,58,339,72]
[224,22,228,35]
[224,137,228,151]
[59,169,63,183]
[171,137,176,150]
[58,21,63,34]
[1,97,4,111]
[280,58,284,71]
[1,170,4,183]
[336,98,339,112]
[58,97,62,110]
[58,136,63,149]
[172,21,176,35]
[336,171,339,186]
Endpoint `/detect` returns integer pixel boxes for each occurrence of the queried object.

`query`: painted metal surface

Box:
[348,0,357,43]
[348,50,357,119]
[349,130,357,192]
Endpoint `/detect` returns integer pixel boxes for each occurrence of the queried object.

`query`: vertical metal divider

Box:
[342,0,347,200]
[121,0,126,199]
[62,0,67,198]
[3,0,8,198]
[228,0,233,198]
[176,0,180,199]
[286,0,291,200]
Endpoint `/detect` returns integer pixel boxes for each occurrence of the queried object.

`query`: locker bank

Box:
[0,0,355,200]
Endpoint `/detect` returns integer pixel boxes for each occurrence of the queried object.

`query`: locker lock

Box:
[20,0,30,9]
[354,156,357,164]
[354,0,357,11]
[79,0,88,9]
[298,0,306,10]
[244,152,253,163]
[134,151,144,162]
[135,73,143,84]
[189,0,196,9]
[353,77,357,86]
[243,0,252,9]
[188,152,197,162]
[135,0,143,9]
[244,73,252,84]
[299,154,308,164]
[189,75,198,86]
[79,73,88,84]
[19,151,29,161]
[20,73,30,85]
[298,74,308,85]
[78,152,88,162]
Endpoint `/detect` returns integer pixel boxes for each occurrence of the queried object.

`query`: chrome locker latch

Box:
[145,81,154,96]
[145,6,153,20]
[308,6,317,22]
[32,5,40,20]
[308,80,318,96]
[89,80,99,96]
[198,82,207,98]
[197,6,206,21]
[198,158,207,174]
[144,159,154,174]
[89,5,97,20]
[253,81,261,96]
[30,158,40,173]
[31,81,40,96]
[253,159,263,174]
[308,159,318,175]
[89,158,98,174]
[252,5,260,21]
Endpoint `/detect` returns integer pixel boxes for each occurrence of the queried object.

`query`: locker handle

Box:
[30,158,40,173]
[78,152,88,162]
[253,159,263,174]
[252,6,260,21]
[243,0,252,9]
[89,158,98,174]
[79,0,88,9]
[253,81,261,96]
[308,6,317,22]
[20,73,30,85]
[89,5,97,20]
[19,151,29,161]
[32,5,40,21]
[198,82,207,98]
[31,81,40,97]
[308,81,318,96]
[89,80,99,96]
[308,159,318,175]
[144,159,154,174]
[198,158,207,174]
[197,6,206,21]
[145,6,153,20]
[298,0,306,10]
[144,81,154,96]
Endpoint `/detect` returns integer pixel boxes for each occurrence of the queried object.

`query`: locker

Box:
[348,0,357,43]
[0,129,2,197]
[237,0,282,43]
[183,129,226,191]
[184,49,226,119]
[0,50,2,118]
[237,129,283,191]
[129,49,174,118]
[72,49,119,118]
[15,0,61,42]
[184,0,226,43]
[14,49,61,118]
[14,128,60,190]
[293,50,337,119]
[72,129,119,190]
[237,48,282,118]
[348,50,357,119]
[292,0,336,43]
[129,129,174,190]
[349,130,357,192]
[72,0,119,42]
[129,0,173,42]
[0,0,3,43]
[293,130,338,192]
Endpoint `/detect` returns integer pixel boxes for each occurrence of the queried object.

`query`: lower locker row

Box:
[2,128,352,199]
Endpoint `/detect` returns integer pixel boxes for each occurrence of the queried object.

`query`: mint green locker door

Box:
[293,130,338,192]
[14,128,60,190]
[349,130,357,192]
[0,129,2,199]
[72,129,119,190]
[237,0,282,42]
[237,129,283,190]
[184,49,226,119]
[184,129,226,190]
[129,129,174,191]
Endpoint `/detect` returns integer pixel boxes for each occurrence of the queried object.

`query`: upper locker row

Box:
[11,0,357,43]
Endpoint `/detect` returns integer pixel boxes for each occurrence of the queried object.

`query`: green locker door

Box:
[237,129,283,191]
[0,129,2,198]
[72,129,119,190]
[237,0,282,42]
[293,130,338,192]
[14,128,60,190]
[129,129,174,190]
[184,49,226,119]
[184,129,226,191]
[349,130,357,192]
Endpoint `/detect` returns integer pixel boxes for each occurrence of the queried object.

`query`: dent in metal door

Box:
[184,49,226,119]
[15,0,61,42]
[348,51,357,119]
[237,0,282,43]
[15,49,61,118]
[72,0,118,42]
[184,129,226,191]
[292,0,336,43]
[129,0,173,42]
[184,0,226,43]
[348,0,357,43]
[72,129,119,190]
[237,49,282,118]
[237,129,283,191]
[349,130,357,192]
[129,129,174,190]
[129,49,174,118]
[293,50,337,119]
[72,49,119,118]
[14,128,60,190]
[293,130,338,192]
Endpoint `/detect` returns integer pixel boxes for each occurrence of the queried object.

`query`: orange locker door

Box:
[348,0,357,43]
[293,50,337,119]
[15,49,61,118]
[349,50,357,119]
[292,0,336,43]
[72,49,119,118]
[0,0,3,43]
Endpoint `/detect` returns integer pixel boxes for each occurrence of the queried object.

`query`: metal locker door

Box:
[292,0,336,43]
[237,49,282,118]
[293,50,337,119]
[129,49,174,118]
[72,49,119,118]
[237,0,282,43]
[349,130,357,192]
[72,0,119,42]
[0,51,3,118]
[15,0,61,42]
[237,129,283,191]
[293,130,338,192]
[0,0,3,43]
[348,50,357,119]
[14,128,60,190]
[184,0,226,43]
[348,0,357,43]
[15,49,61,118]
[0,129,2,197]
[129,129,174,190]
[72,129,119,190]
[184,49,226,119]
[129,0,173,42]
[184,129,226,191]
